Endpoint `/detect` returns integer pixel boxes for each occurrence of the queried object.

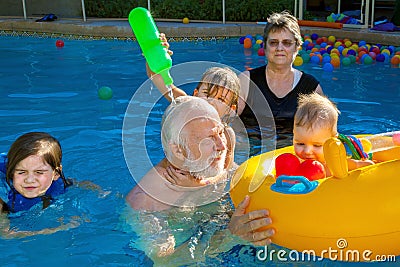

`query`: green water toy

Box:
[129,7,173,85]
[98,86,113,100]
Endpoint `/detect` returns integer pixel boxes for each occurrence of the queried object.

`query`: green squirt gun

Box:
[129,7,173,86]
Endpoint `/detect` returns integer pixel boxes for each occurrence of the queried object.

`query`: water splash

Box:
[167,84,175,104]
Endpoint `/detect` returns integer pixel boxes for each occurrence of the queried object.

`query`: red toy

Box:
[275,153,300,177]
[275,153,326,181]
[296,160,326,181]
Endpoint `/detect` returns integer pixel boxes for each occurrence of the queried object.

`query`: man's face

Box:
[181,118,227,179]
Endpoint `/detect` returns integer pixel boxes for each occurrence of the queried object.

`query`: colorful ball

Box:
[98,86,113,100]
[391,55,400,65]
[363,55,373,65]
[301,53,311,63]
[328,35,336,43]
[323,62,334,72]
[182,17,190,24]
[331,57,340,68]
[311,33,319,40]
[342,57,351,66]
[239,36,246,44]
[311,55,321,64]
[293,56,303,66]
[257,48,265,56]
[376,54,385,62]
[55,39,64,48]
[243,38,252,49]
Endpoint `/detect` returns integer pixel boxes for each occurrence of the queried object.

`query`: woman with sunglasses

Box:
[237,11,324,150]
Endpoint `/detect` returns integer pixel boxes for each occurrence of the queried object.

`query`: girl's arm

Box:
[145,33,187,102]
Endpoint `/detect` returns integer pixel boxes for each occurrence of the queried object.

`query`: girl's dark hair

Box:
[6,132,63,185]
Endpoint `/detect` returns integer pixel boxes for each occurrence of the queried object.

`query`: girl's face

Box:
[194,84,236,119]
[293,126,333,163]
[12,155,60,198]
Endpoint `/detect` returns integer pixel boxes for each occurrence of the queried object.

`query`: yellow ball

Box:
[182,17,189,24]
[293,56,303,66]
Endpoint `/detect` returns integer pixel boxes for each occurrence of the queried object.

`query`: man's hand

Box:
[227,195,275,246]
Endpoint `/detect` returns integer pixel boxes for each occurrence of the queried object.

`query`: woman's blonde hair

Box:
[263,11,303,48]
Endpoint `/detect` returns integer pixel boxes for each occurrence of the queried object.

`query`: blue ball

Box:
[323,63,334,72]
[239,36,245,44]
[376,54,385,62]
[311,33,319,40]
[322,55,331,63]
[320,42,327,48]
[311,55,320,64]
[359,40,367,46]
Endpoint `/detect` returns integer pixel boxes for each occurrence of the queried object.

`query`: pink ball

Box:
[393,133,400,146]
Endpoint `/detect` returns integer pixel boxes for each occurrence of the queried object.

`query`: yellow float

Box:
[230,133,400,261]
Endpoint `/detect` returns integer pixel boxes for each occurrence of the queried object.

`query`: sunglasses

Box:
[267,39,296,48]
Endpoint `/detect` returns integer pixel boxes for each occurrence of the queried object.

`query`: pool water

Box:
[0,35,399,266]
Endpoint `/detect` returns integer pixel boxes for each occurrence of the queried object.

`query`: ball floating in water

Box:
[257,48,265,56]
[55,39,64,48]
[342,57,351,66]
[323,62,334,72]
[182,17,189,24]
[293,56,303,66]
[243,38,252,49]
[98,86,113,100]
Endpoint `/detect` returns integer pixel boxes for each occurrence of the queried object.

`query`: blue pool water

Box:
[0,35,399,266]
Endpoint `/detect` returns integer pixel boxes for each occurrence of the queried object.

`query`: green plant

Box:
[85,0,295,21]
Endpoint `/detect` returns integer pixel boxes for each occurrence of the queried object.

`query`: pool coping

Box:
[0,16,399,46]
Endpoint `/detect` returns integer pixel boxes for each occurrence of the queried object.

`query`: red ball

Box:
[296,160,326,181]
[275,153,301,177]
[56,39,64,48]
[257,48,265,56]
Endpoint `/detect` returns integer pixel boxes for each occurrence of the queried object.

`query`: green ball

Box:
[98,86,113,100]
[342,57,351,66]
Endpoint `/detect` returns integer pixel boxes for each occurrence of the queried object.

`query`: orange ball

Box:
[331,57,341,68]
[243,38,252,49]
[391,55,400,65]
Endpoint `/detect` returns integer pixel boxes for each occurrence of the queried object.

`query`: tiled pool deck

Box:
[0,17,399,46]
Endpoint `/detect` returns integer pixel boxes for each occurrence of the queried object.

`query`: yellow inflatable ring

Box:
[230,134,400,261]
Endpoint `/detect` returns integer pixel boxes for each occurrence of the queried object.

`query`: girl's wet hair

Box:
[6,132,64,185]
[196,67,240,108]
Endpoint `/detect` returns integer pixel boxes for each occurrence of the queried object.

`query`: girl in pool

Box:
[0,132,93,238]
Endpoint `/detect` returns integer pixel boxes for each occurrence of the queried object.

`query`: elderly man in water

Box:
[126,96,274,258]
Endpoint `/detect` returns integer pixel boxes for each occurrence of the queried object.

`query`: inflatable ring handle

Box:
[271,175,318,194]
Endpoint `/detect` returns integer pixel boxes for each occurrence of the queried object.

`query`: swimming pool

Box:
[0,34,399,266]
